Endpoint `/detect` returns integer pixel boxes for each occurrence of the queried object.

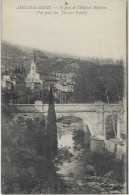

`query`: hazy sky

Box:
[2,0,126,59]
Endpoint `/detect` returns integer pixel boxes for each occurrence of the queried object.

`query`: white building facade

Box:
[26,61,43,90]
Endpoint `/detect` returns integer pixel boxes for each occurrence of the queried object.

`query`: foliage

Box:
[74,63,124,103]
[1,93,62,194]
[46,86,58,156]
[1,112,50,194]
[2,88,19,105]
[90,150,125,183]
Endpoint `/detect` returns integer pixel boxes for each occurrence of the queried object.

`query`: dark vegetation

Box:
[90,151,125,183]
[74,62,124,103]
[1,87,63,194]
[56,148,74,164]
[2,88,19,104]
[73,130,85,147]
[46,86,58,156]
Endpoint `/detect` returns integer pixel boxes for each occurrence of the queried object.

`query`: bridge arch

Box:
[56,113,94,136]
[56,115,92,146]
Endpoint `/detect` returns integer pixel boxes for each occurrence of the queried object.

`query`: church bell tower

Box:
[31,52,36,72]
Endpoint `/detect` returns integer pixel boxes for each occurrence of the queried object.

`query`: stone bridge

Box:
[35,103,125,138]
[9,103,125,139]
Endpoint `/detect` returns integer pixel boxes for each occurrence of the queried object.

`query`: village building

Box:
[54,81,75,102]
[5,80,14,91]
[1,75,11,88]
[55,81,74,93]
[1,74,17,89]
[26,60,43,92]
[1,70,27,104]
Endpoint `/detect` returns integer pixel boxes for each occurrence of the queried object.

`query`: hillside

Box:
[2,41,124,74]
[1,41,124,103]
[1,42,81,74]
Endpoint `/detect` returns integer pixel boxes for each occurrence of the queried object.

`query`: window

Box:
[32,66,35,70]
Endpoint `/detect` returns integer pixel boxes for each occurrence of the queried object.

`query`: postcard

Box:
[1,0,127,194]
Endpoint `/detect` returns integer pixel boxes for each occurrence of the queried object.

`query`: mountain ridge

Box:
[2,41,81,59]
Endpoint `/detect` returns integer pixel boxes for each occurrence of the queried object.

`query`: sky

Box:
[2,0,126,60]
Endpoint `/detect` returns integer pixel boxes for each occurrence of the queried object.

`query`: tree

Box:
[46,86,58,156]
[2,89,11,105]
[26,88,32,104]
[17,67,21,73]
[24,68,26,73]
[1,89,19,105]
[21,67,24,74]
[74,62,124,103]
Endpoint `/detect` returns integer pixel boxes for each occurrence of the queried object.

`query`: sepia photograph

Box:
[1,0,128,194]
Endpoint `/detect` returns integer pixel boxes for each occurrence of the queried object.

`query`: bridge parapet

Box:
[41,103,124,114]
[8,103,124,114]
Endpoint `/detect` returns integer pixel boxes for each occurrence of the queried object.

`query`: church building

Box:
[26,54,43,92]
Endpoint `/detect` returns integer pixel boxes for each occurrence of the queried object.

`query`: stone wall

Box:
[90,137,104,153]
[90,136,126,162]
[104,139,126,162]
